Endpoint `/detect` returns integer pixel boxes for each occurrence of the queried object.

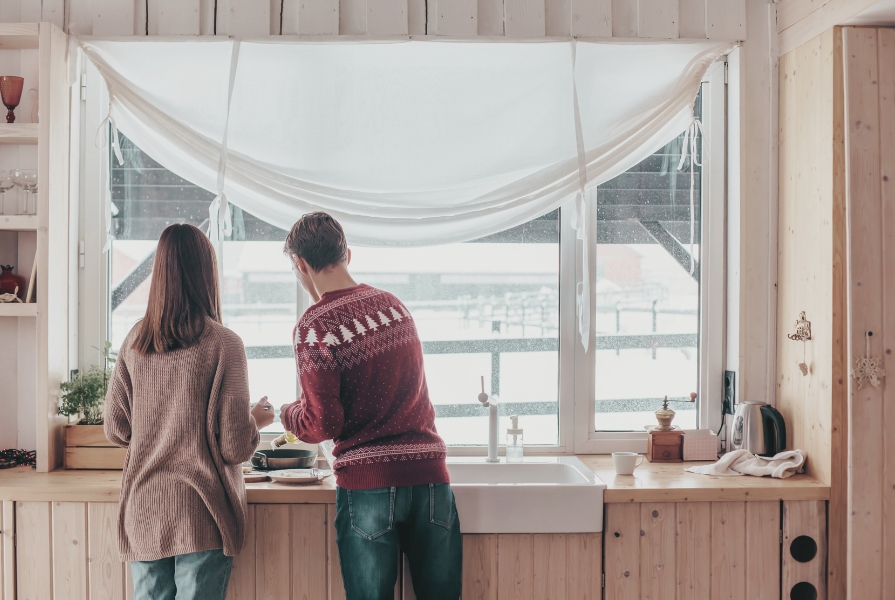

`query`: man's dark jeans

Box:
[335,483,462,600]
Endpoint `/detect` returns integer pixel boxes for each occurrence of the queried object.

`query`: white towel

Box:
[686,449,807,479]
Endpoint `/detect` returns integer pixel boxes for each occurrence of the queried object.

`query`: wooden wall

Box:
[777,0,881,55]
[10,500,603,599]
[840,25,895,600]
[0,0,747,40]
[605,500,827,600]
[777,25,846,599]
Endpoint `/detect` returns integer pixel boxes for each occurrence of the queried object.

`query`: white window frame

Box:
[573,58,728,453]
[78,57,728,456]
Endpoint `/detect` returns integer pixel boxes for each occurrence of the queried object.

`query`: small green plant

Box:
[58,342,117,425]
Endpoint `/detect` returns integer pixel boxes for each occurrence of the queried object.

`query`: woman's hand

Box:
[251,396,275,430]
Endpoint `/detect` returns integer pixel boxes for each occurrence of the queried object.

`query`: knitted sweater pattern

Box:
[283,284,449,490]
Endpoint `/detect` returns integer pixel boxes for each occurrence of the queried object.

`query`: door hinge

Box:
[602,573,605,588]
[78,240,85,269]
[80,73,87,101]
[724,62,728,85]
[780,530,784,544]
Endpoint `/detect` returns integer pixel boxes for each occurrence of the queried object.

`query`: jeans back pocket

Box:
[347,487,396,540]
[429,483,456,530]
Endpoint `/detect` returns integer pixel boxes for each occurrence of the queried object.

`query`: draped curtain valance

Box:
[73,36,734,347]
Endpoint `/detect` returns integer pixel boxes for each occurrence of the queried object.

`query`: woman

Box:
[104,223,275,599]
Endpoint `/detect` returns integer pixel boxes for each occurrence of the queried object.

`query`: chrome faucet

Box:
[478,376,499,463]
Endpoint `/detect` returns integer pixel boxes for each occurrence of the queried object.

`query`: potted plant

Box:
[60,342,124,469]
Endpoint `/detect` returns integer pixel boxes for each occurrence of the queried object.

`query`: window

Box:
[87,57,727,453]
[107,133,559,442]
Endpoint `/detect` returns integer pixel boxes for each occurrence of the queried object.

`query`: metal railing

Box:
[245,332,697,417]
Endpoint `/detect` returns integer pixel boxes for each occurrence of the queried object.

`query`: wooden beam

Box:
[149,0,201,35]
[366,0,408,35]
[504,0,545,37]
[638,0,678,39]
[571,0,611,37]
[843,25,885,600]
[678,0,706,38]
[779,0,878,55]
[545,0,570,36]
[283,0,340,34]
[478,0,504,35]
[433,0,477,36]
[705,0,745,40]
[92,0,136,35]
[217,0,272,36]
[612,0,637,36]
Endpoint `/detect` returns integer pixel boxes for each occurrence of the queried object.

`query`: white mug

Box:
[612,452,644,475]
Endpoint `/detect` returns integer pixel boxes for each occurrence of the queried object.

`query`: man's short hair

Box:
[283,212,349,272]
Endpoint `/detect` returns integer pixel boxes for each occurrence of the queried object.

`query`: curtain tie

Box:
[570,38,591,352]
[209,40,241,243]
[95,112,123,166]
[678,118,704,275]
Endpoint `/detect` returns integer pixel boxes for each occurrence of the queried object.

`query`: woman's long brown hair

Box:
[132,223,222,354]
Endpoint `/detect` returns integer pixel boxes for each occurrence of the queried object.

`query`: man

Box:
[278,212,461,600]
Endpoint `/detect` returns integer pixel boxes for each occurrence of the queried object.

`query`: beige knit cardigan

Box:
[104,319,261,562]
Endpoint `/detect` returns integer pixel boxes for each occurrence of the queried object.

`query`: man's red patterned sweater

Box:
[280,284,449,490]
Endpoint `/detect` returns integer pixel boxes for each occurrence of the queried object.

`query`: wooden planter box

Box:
[64,425,125,470]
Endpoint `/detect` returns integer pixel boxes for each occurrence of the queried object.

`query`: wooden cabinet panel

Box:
[2,501,14,600]
[497,533,533,599]
[292,505,328,600]
[227,504,256,600]
[782,501,826,600]
[461,534,498,600]
[746,502,781,599]
[605,501,789,600]
[255,504,291,599]
[604,503,641,600]
[327,504,347,600]
[710,501,746,600]
[566,533,601,600]
[675,502,710,599]
[52,502,88,600]
[532,533,566,599]
[17,501,52,599]
[87,502,126,600]
[640,503,675,599]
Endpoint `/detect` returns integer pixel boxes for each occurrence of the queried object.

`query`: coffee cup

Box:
[612,452,643,475]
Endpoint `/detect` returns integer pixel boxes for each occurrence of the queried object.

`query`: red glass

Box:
[0,265,25,300]
[0,77,24,124]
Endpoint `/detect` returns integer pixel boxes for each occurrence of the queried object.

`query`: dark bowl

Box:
[251,448,318,471]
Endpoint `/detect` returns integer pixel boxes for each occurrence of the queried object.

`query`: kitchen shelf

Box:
[0,123,38,145]
[0,214,37,231]
[0,303,36,317]
[0,24,39,49]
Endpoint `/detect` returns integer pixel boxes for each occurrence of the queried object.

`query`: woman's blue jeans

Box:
[335,484,463,600]
[130,549,232,600]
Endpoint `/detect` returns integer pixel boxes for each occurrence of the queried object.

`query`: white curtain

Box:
[76,37,733,347]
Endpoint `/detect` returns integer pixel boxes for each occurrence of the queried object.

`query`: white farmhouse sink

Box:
[446,456,606,534]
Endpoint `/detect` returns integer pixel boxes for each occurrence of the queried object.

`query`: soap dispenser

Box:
[506,415,523,463]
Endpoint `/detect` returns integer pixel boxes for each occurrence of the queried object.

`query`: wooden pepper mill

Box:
[646,393,696,463]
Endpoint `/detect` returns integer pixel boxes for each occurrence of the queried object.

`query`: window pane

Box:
[109,134,559,444]
[350,213,560,445]
[109,134,293,433]
[594,92,702,431]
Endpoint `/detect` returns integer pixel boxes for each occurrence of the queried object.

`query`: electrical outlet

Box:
[723,370,736,415]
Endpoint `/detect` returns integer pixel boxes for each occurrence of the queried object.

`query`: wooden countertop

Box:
[0,456,829,504]
[578,456,830,503]
[0,467,337,503]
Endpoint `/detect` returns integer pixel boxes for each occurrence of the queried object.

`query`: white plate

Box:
[268,469,333,484]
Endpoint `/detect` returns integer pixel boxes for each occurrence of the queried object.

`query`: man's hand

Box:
[251,396,275,430]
